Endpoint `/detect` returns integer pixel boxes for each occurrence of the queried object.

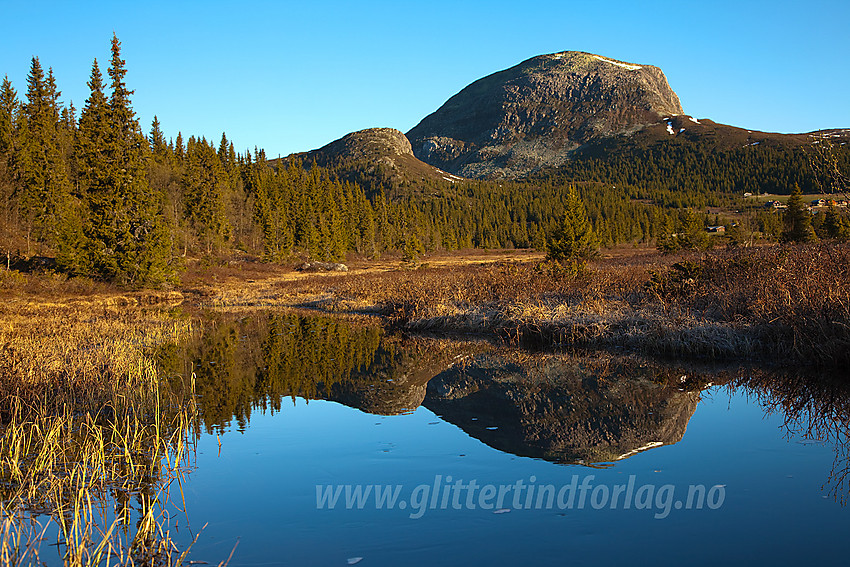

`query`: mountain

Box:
[406,51,684,179]
[291,127,465,192]
[286,51,848,196]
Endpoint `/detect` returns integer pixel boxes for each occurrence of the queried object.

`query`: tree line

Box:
[1,36,846,286]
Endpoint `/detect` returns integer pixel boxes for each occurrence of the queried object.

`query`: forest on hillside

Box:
[1,36,847,286]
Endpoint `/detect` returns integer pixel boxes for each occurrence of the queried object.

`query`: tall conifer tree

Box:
[16,57,75,257]
[81,35,172,285]
[547,186,597,264]
[0,76,17,157]
[781,184,817,243]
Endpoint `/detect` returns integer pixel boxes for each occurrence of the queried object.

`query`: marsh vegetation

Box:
[0,290,202,566]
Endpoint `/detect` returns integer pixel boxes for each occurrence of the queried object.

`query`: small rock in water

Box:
[347,558,364,565]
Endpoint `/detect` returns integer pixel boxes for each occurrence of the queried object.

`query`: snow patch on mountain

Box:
[591,54,642,71]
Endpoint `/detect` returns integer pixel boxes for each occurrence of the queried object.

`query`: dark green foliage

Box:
[822,204,849,240]
[250,158,416,262]
[781,185,817,244]
[0,78,18,264]
[402,235,424,263]
[550,135,844,202]
[657,209,712,253]
[0,76,16,156]
[15,57,76,251]
[77,36,173,286]
[149,115,167,158]
[184,137,232,253]
[546,186,597,264]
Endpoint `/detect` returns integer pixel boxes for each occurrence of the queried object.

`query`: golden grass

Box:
[0,295,189,419]
[277,243,850,365]
[0,401,198,567]
[0,289,207,566]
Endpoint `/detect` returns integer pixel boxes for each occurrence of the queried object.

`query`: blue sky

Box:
[1,0,847,158]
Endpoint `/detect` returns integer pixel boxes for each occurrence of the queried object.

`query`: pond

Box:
[17,311,850,566]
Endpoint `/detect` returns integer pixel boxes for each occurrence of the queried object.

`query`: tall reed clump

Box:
[0,397,198,566]
[0,297,205,566]
[0,300,192,417]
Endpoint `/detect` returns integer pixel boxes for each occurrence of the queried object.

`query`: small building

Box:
[707,226,726,233]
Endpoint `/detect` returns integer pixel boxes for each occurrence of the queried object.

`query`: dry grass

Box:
[166,243,850,365]
[0,296,189,419]
[0,287,208,566]
[0,401,198,567]
[294,244,850,366]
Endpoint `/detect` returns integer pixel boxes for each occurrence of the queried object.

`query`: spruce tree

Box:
[184,137,232,254]
[823,204,848,240]
[75,60,108,195]
[781,184,817,243]
[0,76,18,262]
[82,35,173,286]
[174,131,184,163]
[0,76,17,157]
[149,115,167,158]
[547,186,597,264]
[16,57,76,258]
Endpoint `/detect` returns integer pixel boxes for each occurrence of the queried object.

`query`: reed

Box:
[0,290,210,566]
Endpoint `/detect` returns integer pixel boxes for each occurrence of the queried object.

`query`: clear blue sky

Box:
[1,0,847,158]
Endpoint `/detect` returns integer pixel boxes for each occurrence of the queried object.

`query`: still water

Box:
[148,311,850,566]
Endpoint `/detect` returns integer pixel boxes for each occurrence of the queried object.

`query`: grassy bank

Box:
[296,243,850,366]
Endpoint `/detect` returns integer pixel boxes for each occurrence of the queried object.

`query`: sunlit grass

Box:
[0,290,208,566]
[320,243,850,365]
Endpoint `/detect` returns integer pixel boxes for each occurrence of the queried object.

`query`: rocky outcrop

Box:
[307,127,415,165]
[423,352,702,464]
[295,127,462,191]
[294,261,348,272]
[407,51,683,179]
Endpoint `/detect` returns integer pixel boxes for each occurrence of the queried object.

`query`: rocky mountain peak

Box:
[294,127,461,190]
[312,127,414,162]
[407,51,683,178]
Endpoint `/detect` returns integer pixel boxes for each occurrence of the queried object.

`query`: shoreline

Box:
[2,243,849,371]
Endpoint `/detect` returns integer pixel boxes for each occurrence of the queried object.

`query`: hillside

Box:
[286,127,465,195]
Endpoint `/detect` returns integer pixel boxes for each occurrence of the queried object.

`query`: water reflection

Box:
[737,370,850,503]
[159,313,713,464]
[423,352,706,465]
[158,311,850,497]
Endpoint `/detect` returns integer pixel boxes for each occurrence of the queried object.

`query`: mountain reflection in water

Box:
[158,311,849,487]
